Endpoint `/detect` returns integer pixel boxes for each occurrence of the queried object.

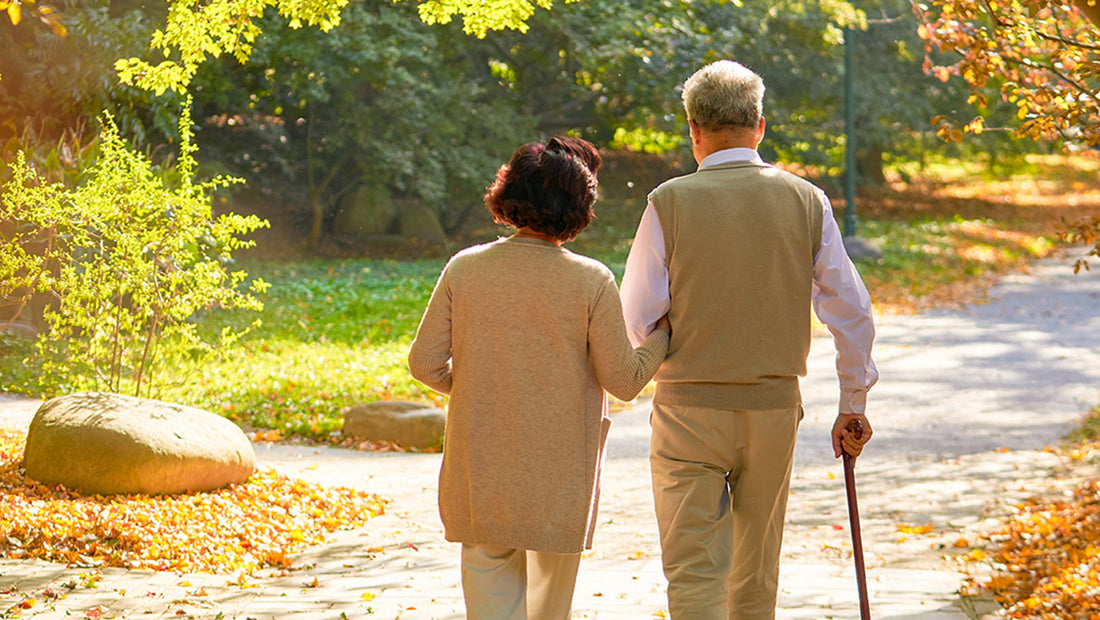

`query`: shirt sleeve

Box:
[407,265,454,395]
[812,192,879,415]
[620,201,671,347]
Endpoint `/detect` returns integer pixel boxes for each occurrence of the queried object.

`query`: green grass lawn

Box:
[164,258,449,439]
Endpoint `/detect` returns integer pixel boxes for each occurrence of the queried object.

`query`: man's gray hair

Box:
[682,60,765,131]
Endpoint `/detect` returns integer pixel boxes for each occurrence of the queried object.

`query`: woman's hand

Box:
[655,314,671,335]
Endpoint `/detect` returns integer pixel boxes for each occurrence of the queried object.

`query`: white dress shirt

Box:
[620,147,878,414]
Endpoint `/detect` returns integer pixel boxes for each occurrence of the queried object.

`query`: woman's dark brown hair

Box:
[484,136,603,242]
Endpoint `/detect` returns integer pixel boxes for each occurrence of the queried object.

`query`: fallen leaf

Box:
[897,523,934,535]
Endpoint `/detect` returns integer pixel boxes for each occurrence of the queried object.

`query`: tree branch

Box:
[1001,54,1100,103]
[1032,29,1100,52]
[989,1,1100,53]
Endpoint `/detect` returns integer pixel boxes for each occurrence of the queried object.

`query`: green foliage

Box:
[1066,405,1100,445]
[0,125,100,190]
[189,1,533,250]
[610,127,685,155]
[469,0,986,176]
[0,103,269,397]
[0,1,179,150]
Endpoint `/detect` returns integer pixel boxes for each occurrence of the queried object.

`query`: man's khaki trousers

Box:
[650,403,801,620]
[460,542,582,620]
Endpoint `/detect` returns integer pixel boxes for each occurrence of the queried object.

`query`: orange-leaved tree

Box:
[916,0,1098,144]
[916,0,1100,268]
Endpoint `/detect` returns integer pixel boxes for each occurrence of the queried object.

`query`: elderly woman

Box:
[408,136,670,619]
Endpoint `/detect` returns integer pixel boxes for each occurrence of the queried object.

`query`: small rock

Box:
[342,401,445,449]
[842,235,884,262]
[23,392,255,495]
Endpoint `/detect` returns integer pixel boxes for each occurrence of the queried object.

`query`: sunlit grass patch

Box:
[163,338,442,440]
[0,430,386,574]
[1065,405,1100,447]
[856,218,1054,314]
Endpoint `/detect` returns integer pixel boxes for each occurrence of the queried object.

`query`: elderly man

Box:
[620,60,879,619]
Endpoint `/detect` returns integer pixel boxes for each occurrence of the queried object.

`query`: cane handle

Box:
[847,417,864,440]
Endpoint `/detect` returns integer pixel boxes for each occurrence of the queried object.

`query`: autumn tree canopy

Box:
[917,0,1100,146]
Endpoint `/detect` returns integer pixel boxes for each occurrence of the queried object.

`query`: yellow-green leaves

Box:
[118,0,349,95]
[410,0,554,37]
[610,126,685,155]
[1,0,23,26]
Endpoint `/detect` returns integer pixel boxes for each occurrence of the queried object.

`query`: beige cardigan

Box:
[408,236,669,553]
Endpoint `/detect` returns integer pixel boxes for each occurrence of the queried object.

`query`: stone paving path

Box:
[2,251,1100,619]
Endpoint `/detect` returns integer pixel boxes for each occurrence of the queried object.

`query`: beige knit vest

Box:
[651,160,824,411]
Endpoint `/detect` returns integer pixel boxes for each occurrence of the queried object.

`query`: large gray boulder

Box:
[332,182,396,236]
[342,401,446,449]
[23,392,256,496]
[396,204,447,244]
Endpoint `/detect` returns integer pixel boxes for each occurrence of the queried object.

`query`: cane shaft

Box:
[844,451,871,620]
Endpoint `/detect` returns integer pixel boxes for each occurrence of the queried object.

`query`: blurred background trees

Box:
[2,0,1094,259]
[2,0,1096,411]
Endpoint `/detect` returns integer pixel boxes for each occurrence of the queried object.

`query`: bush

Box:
[0,102,269,397]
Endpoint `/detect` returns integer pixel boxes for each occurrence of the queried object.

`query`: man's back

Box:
[648,160,824,411]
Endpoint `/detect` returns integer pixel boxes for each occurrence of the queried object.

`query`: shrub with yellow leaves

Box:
[0,430,386,574]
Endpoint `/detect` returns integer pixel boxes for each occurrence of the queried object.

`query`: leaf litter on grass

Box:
[0,430,386,574]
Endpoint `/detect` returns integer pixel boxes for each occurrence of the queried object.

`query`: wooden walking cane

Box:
[842,418,871,620]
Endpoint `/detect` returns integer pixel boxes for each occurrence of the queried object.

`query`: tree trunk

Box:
[305,190,325,253]
[856,145,887,186]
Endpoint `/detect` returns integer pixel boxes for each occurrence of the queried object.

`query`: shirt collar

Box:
[698,148,763,169]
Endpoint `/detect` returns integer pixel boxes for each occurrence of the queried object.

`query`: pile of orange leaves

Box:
[981,477,1100,616]
[0,430,386,574]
